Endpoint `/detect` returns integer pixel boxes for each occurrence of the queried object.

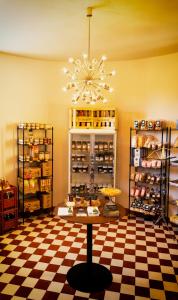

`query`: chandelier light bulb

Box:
[109,87,113,93]
[111,70,116,76]
[101,55,107,61]
[68,57,74,63]
[83,53,88,59]
[102,98,108,103]
[63,67,69,74]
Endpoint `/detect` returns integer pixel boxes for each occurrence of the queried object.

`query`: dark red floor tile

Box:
[6,266,20,275]
[15,286,32,298]
[10,275,26,285]
[122,275,135,285]
[35,279,51,290]
[61,283,75,295]
[29,269,43,278]
[135,286,150,297]
[149,279,164,290]
[42,291,59,300]
[53,273,66,283]
[135,269,149,278]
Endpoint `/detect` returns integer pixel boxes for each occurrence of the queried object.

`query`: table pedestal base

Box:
[67,262,112,293]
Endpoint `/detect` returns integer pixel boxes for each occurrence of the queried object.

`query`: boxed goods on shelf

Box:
[41,161,52,177]
[24,198,40,212]
[19,167,41,179]
[39,178,52,192]
[17,122,53,220]
[18,178,39,194]
[41,193,52,208]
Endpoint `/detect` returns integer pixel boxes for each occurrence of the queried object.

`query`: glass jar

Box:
[44,152,50,161]
[39,151,45,161]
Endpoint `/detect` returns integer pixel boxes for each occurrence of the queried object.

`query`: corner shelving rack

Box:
[129,127,169,223]
[17,123,53,221]
[168,128,178,225]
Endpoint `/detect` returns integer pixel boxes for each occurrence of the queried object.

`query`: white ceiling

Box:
[0,0,178,61]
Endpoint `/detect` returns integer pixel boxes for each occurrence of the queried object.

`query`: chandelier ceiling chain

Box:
[63,6,116,105]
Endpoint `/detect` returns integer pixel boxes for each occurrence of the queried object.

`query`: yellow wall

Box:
[0,52,178,215]
[0,54,50,184]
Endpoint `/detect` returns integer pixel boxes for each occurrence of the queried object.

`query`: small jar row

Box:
[18,123,52,130]
[18,138,52,145]
[72,155,88,162]
[19,152,50,162]
[95,154,113,162]
[71,183,112,194]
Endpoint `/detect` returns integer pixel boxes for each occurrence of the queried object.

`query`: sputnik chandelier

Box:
[63,7,115,105]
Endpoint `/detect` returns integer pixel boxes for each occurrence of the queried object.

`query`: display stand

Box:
[17,123,53,221]
[129,127,169,225]
[168,128,178,227]
[68,107,118,197]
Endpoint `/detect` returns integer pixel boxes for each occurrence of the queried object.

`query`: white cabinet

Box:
[68,129,117,196]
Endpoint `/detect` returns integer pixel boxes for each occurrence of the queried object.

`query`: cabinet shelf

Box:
[69,129,117,196]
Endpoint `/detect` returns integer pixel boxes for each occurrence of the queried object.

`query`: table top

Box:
[54,203,127,225]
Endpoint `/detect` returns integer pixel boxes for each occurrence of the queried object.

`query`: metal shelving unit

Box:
[17,123,53,221]
[128,127,169,224]
[168,128,178,225]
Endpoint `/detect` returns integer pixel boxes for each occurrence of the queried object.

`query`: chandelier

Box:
[63,7,115,105]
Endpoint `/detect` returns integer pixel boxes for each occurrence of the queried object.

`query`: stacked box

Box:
[18,178,39,194]
[39,178,51,192]
[41,162,52,177]
[41,193,52,208]
[19,167,41,179]
[24,199,40,212]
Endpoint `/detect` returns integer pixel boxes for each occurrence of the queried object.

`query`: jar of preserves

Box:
[39,151,45,161]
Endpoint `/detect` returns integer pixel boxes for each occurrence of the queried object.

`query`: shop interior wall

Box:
[0,54,50,186]
[0,52,178,215]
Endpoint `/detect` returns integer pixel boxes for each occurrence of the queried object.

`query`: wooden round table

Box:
[55,204,127,293]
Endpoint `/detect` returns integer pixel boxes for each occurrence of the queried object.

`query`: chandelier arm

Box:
[81,60,90,74]
[79,82,87,95]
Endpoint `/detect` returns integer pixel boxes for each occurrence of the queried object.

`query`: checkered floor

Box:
[0,215,178,300]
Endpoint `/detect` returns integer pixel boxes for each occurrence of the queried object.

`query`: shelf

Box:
[130,207,156,216]
[17,123,53,221]
[129,126,168,221]
[69,129,116,196]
